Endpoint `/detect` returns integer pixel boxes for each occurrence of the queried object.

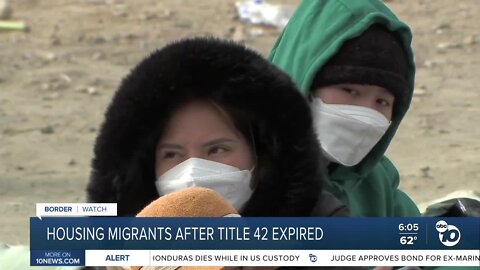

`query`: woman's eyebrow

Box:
[202,138,235,148]
[157,143,183,150]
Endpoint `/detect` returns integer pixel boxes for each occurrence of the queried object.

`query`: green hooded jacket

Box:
[269,0,420,217]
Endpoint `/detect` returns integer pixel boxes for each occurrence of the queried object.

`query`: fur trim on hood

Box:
[87,37,326,217]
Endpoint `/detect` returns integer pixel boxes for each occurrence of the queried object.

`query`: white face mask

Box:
[155,158,254,211]
[310,98,391,167]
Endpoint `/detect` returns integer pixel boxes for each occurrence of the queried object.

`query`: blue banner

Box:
[30,217,480,250]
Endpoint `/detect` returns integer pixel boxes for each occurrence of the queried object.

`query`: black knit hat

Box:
[311,24,409,111]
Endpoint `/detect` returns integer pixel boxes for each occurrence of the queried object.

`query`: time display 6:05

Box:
[398,223,419,231]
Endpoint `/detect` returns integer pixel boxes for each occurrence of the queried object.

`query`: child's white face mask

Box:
[155,158,254,211]
[310,98,391,167]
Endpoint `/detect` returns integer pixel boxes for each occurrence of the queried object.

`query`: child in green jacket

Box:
[269,0,420,217]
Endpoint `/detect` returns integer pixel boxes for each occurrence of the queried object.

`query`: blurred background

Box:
[0,0,478,245]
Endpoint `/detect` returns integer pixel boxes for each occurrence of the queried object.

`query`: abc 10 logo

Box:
[435,220,461,247]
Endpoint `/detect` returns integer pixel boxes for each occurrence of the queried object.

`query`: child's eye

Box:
[377,98,391,107]
[342,87,360,96]
[208,146,229,155]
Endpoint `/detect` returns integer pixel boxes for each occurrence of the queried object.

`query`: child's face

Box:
[155,100,255,178]
[312,84,395,120]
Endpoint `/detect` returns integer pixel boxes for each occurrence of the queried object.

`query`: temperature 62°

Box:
[400,236,417,245]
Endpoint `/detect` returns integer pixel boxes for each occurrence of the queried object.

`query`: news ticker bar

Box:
[30,217,480,250]
[30,249,480,267]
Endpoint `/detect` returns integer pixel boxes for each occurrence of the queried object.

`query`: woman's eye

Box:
[208,146,229,155]
[162,151,181,159]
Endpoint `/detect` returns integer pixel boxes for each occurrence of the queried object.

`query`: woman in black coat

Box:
[87,37,347,218]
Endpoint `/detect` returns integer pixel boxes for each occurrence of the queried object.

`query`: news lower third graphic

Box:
[35,203,117,218]
[30,203,480,267]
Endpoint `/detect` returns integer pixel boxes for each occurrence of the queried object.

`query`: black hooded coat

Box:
[87,37,347,218]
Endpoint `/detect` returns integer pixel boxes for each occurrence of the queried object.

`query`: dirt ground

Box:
[0,0,478,245]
